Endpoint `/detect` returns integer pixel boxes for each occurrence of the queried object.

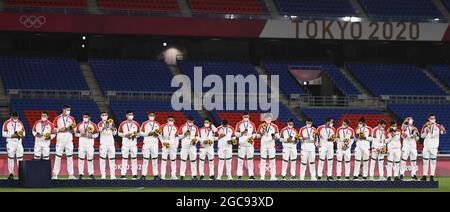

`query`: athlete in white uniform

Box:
[75,113,99,180]
[279,118,299,180]
[353,117,373,180]
[118,111,140,180]
[140,112,161,180]
[32,111,56,161]
[98,112,117,180]
[235,112,257,180]
[256,113,280,181]
[421,114,446,182]
[317,117,337,181]
[298,118,318,181]
[178,116,199,180]
[159,116,179,180]
[2,112,25,180]
[198,118,217,180]
[52,105,76,180]
[216,120,235,180]
[370,120,388,180]
[386,120,402,181]
[335,119,355,180]
[400,117,419,180]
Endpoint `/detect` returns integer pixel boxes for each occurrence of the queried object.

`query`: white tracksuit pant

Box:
[34,140,50,160]
[6,141,24,175]
[353,141,370,177]
[180,145,197,177]
[260,145,276,179]
[318,143,334,177]
[300,150,316,180]
[217,145,233,179]
[422,147,438,176]
[281,145,297,177]
[237,146,254,177]
[99,144,115,177]
[121,141,138,176]
[336,149,351,177]
[78,144,94,176]
[161,145,178,179]
[370,150,386,178]
[142,141,159,177]
[53,134,74,176]
[400,147,418,177]
[199,146,214,177]
[387,148,401,177]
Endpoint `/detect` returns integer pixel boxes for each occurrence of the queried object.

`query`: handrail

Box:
[7,89,91,101]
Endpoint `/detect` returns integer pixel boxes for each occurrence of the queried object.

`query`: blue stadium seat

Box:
[429,64,450,89]
[346,63,446,96]
[275,0,356,17]
[89,58,175,92]
[0,57,88,90]
[359,0,442,20]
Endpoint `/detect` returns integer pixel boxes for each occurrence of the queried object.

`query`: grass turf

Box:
[0,176,448,192]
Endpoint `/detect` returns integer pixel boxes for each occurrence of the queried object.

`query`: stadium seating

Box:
[4,98,101,151]
[4,0,87,9]
[0,57,88,90]
[429,64,450,89]
[265,62,361,96]
[388,104,450,153]
[275,0,356,17]
[359,0,442,20]
[98,0,180,13]
[188,0,266,15]
[442,0,450,13]
[88,58,175,92]
[346,63,447,96]
[300,108,386,129]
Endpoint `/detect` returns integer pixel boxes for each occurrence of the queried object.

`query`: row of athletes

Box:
[2,105,446,181]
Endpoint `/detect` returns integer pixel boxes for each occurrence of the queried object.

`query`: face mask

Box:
[243,118,249,122]
[42,117,48,122]
[265,119,272,124]
[205,123,210,128]
[101,116,108,121]
[392,127,397,130]
[288,124,294,128]
[83,118,89,123]
[329,123,334,128]
[306,124,312,128]
[342,124,348,128]
[358,124,363,128]
[168,121,174,126]
[149,116,155,121]
[12,118,18,122]
[127,115,134,121]
[65,110,71,116]
[188,122,193,126]
[430,119,436,124]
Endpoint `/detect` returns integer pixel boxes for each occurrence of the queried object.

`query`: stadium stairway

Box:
[432,0,450,19]
[87,0,102,15]
[177,0,192,17]
[79,62,111,114]
[0,0,4,11]
[0,72,10,120]
[421,67,450,95]
[338,66,373,97]
[254,65,305,121]
[263,0,281,19]
[350,0,368,18]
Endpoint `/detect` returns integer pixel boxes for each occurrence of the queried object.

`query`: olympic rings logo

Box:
[19,15,46,29]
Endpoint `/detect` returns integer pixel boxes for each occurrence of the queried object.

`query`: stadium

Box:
[0,0,449,193]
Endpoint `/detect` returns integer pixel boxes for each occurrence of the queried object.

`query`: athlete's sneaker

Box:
[191,176,198,180]
[209,176,215,180]
[7,174,14,180]
[140,176,146,180]
[270,177,277,181]
[281,176,286,180]
[227,176,233,181]
[237,176,242,180]
[386,177,392,181]
[336,176,341,180]
[68,175,77,180]
[430,176,435,182]
[345,177,351,180]
[154,175,161,180]
[400,174,404,180]
[179,176,184,180]
[132,175,138,180]
[171,176,178,180]
[120,175,127,180]
[101,175,106,180]
[89,175,95,180]
[362,177,368,180]
[420,176,427,181]
[110,175,117,180]
[412,175,418,181]
[216,176,222,181]
[300,177,305,181]
[379,176,385,181]
[51,175,58,180]
[260,177,265,181]
[249,176,256,180]
[199,175,205,180]
[369,176,374,181]
[394,176,401,181]
[291,176,297,181]
[327,176,334,181]
[310,177,317,181]
[317,176,322,180]
[79,175,84,180]
[352,176,359,180]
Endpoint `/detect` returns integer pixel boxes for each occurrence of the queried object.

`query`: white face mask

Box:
[306,124,312,128]
[329,123,334,128]
[41,117,48,122]
[265,119,272,124]
[127,115,134,121]
[204,123,210,128]
[65,110,71,116]
[168,121,174,126]
[12,118,18,122]
[430,119,436,124]
[188,122,193,126]
[101,116,108,121]
[358,124,363,128]
[408,119,413,125]
[288,124,294,128]
[342,124,348,128]
[243,118,249,122]
[83,118,89,123]
[149,116,155,121]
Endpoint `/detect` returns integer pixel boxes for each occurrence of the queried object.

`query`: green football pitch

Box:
[0,176,448,192]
